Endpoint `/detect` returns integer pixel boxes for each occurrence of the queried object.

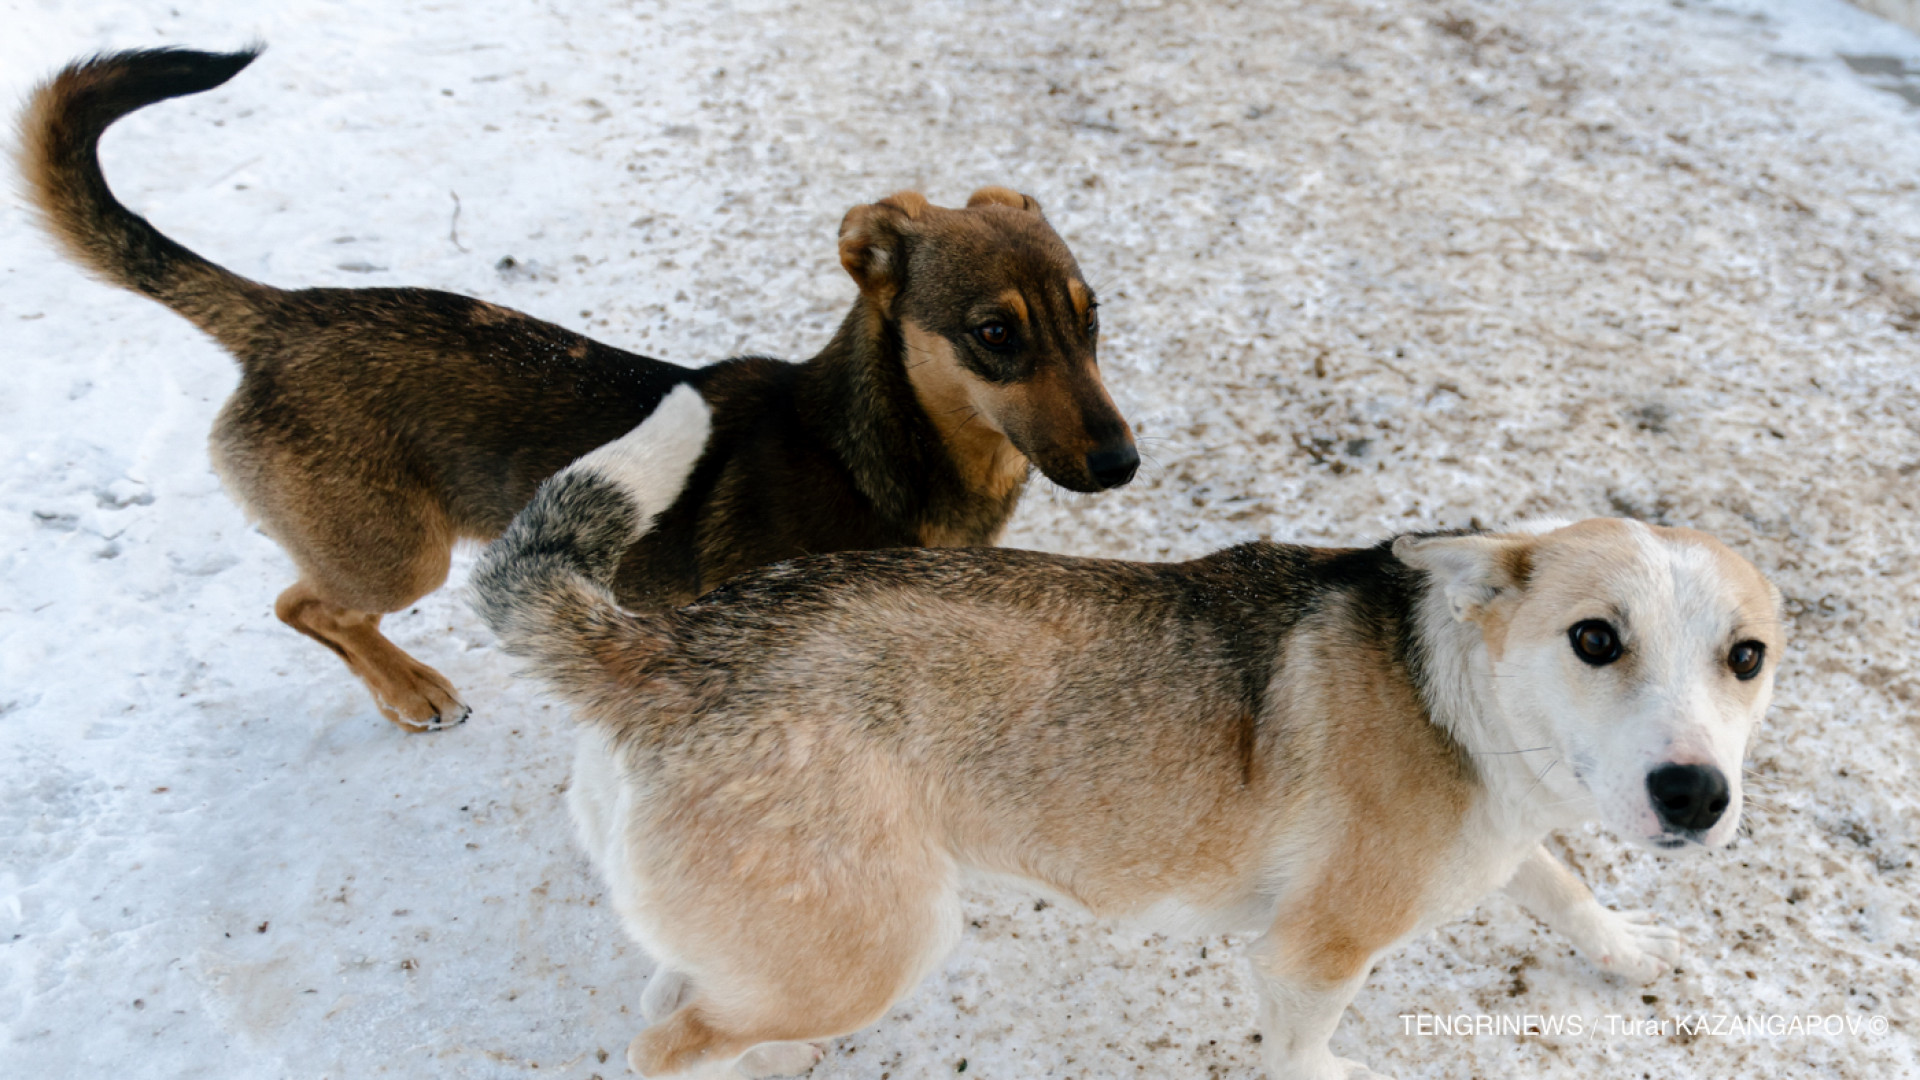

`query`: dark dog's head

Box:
[839,188,1136,494]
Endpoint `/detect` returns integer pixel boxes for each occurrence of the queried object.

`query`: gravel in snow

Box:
[3,0,1917,1076]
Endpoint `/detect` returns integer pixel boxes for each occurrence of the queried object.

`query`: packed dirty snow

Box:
[2,0,1917,1077]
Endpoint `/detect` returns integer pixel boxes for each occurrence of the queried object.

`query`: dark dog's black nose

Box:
[1086,445,1139,490]
[1647,763,1730,834]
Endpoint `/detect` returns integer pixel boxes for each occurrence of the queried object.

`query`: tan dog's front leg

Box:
[1504,844,1681,983]
[1245,935,1391,1080]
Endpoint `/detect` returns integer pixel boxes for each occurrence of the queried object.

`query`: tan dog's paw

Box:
[736,1041,822,1078]
[1588,908,1683,983]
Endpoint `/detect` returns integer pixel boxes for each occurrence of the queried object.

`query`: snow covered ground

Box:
[4,0,1919,1076]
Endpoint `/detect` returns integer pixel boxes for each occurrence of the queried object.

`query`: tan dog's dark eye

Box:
[976,322,1010,349]
[1569,620,1622,665]
[1728,640,1765,680]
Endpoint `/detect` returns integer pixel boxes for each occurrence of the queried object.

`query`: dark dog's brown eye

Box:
[1086,303,1099,336]
[975,322,1010,349]
[1569,620,1622,666]
[1728,640,1765,680]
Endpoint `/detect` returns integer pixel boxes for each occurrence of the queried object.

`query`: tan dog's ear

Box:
[966,185,1043,217]
[839,191,930,309]
[1393,534,1533,624]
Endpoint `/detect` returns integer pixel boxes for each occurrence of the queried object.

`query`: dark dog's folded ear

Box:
[966,186,1043,216]
[839,191,930,310]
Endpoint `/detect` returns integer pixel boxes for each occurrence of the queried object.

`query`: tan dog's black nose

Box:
[1086,445,1139,490]
[1647,764,1729,834]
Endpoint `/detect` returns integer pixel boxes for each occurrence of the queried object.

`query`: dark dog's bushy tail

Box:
[17,47,271,342]
[471,384,714,720]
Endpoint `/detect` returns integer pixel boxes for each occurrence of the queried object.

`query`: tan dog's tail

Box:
[18,47,271,344]
[471,384,714,718]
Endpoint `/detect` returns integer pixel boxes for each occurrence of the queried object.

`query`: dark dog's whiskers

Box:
[903,342,941,371]
[1132,435,1186,460]
[1132,447,1171,482]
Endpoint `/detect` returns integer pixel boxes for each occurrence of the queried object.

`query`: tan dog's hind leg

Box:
[624,1001,820,1080]
[610,753,958,1078]
[734,1042,825,1078]
[275,582,469,732]
[1504,844,1681,984]
[625,1003,745,1080]
[1246,934,1390,1080]
[639,968,692,1023]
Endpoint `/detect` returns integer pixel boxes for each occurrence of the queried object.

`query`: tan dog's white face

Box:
[1401,520,1783,850]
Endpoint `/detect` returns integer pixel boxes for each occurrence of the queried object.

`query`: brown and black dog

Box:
[19,47,1136,732]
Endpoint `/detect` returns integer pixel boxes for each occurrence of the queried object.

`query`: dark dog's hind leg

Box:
[275,581,469,732]
[213,399,472,732]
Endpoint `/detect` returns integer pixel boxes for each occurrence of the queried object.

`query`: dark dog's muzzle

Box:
[1085,444,1139,490]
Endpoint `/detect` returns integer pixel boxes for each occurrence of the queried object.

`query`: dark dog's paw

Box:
[370,660,470,733]
[415,700,472,732]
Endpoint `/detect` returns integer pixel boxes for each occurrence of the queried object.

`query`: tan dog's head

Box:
[1397,519,1783,849]
[839,188,1136,493]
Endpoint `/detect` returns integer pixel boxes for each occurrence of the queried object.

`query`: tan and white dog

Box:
[472,388,1784,1079]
